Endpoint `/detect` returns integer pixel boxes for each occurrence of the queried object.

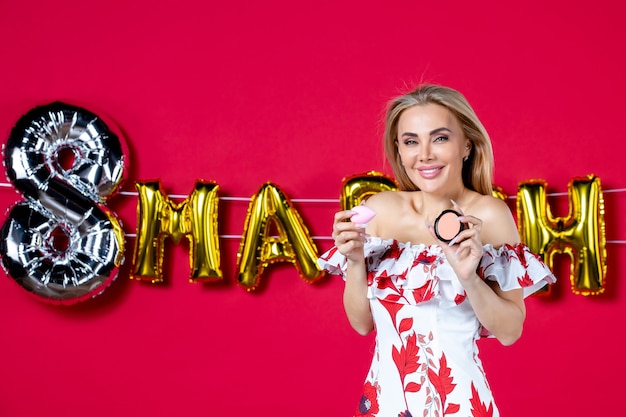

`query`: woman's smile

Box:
[417,165,444,179]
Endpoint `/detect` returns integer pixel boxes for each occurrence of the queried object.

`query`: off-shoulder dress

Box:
[318,238,556,417]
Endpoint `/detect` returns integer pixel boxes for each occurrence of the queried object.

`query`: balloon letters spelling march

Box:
[0,103,608,304]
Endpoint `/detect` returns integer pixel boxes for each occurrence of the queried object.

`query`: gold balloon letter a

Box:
[132,181,222,283]
[516,175,606,295]
[237,182,324,291]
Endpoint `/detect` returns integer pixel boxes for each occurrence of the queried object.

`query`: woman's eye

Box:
[434,135,448,142]
[403,139,417,145]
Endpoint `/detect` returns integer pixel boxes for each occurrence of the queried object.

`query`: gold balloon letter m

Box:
[516,175,607,295]
[132,180,222,283]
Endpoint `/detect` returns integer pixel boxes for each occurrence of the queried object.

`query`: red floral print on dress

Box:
[454,293,466,305]
[383,300,426,411]
[377,270,407,303]
[355,381,380,417]
[392,332,422,388]
[376,270,397,291]
[412,280,436,303]
[382,241,404,261]
[517,271,534,287]
[380,299,404,329]
[318,245,339,261]
[428,353,460,415]
[469,382,494,417]
[413,249,438,266]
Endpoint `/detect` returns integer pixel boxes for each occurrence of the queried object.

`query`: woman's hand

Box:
[332,210,368,263]
[428,202,484,284]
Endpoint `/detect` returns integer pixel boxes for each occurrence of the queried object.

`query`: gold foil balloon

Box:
[132,180,222,283]
[492,185,508,201]
[516,175,606,295]
[340,171,398,210]
[237,182,324,291]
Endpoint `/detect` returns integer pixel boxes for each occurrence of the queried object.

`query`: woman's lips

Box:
[418,166,443,179]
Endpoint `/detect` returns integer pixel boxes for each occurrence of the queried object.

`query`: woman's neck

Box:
[418,186,469,214]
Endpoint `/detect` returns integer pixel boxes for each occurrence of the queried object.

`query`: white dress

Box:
[318,238,556,417]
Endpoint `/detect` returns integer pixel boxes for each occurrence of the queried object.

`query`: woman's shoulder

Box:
[470,193,513,219]
[362,191,417,237]
[366,189,413,202]
[470,193,519,246]
[365,190,414,211]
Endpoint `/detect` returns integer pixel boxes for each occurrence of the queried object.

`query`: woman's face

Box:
[396,103,471,194]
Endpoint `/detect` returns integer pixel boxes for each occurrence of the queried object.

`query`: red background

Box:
[1,1,625,416]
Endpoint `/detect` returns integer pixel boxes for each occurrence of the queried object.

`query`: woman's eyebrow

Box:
[429,127,452,135]
[400,127,451,138]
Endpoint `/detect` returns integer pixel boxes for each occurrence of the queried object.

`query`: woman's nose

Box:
[418,143,432,161]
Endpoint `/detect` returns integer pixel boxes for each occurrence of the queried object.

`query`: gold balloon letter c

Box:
[340,171,398,210]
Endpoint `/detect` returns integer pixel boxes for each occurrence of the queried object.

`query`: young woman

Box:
[319,84,555,417]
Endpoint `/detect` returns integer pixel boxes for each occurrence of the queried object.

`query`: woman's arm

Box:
[434,197,526,345]
[462,277,525,346]
[332,209,374,335]
[343,258,374,335]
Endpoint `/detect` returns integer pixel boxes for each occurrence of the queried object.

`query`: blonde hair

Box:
[383,84,494,195]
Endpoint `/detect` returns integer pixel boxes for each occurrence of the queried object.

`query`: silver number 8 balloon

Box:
[1,102,127,304]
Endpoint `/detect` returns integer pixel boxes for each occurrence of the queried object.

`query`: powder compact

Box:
[433,209,466,243]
